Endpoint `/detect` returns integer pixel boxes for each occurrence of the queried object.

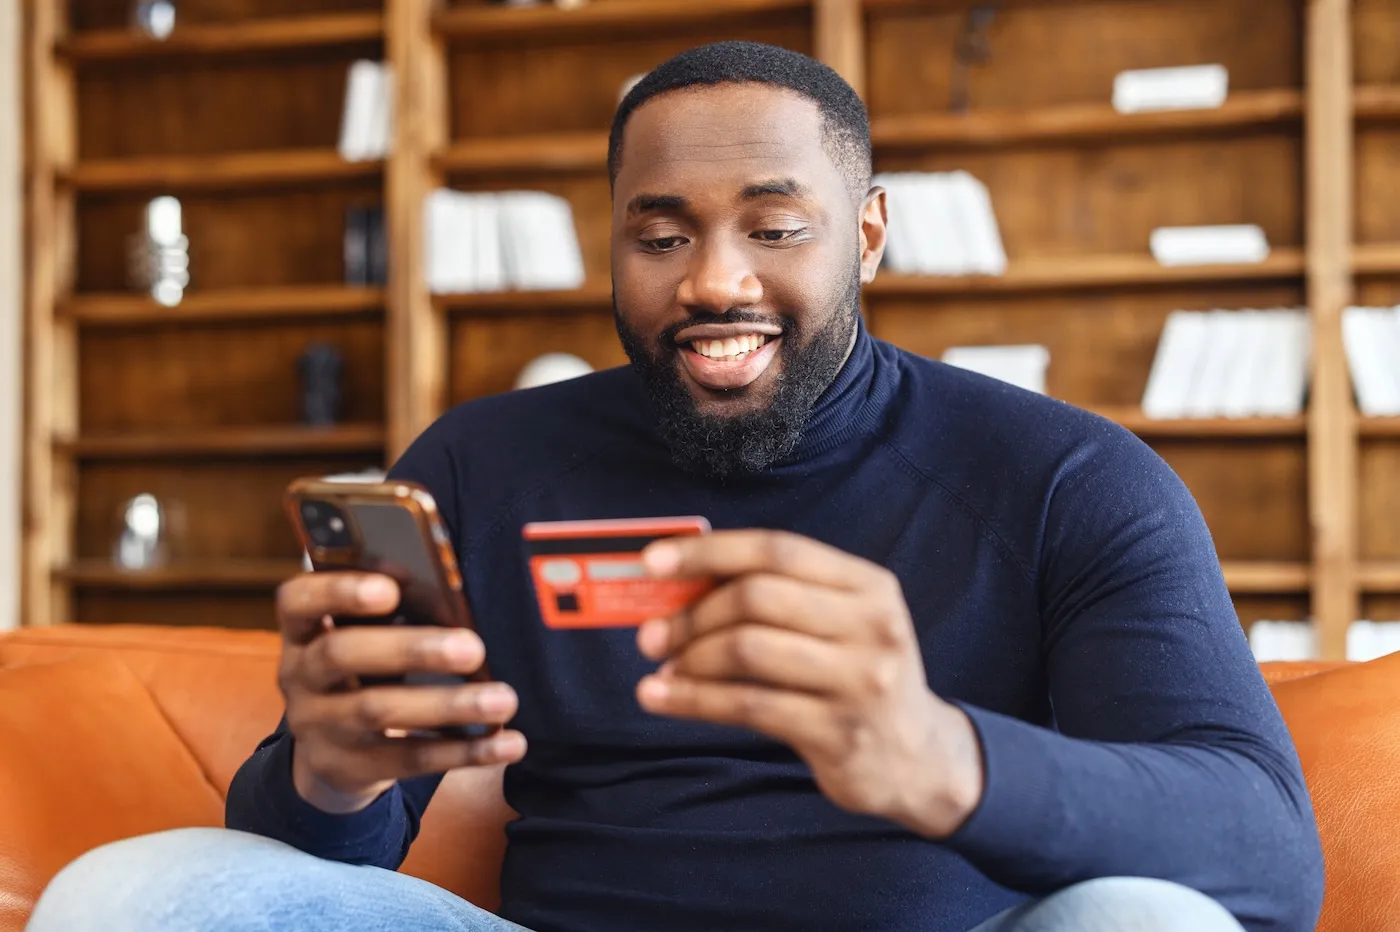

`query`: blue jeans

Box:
[26,827,1244,932]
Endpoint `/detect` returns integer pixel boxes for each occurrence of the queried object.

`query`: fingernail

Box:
[643,543,680,577]
[637,619,669,659]
[491,732,526,758]
[638,675,670,706]
[358,576,395,603]
[478,685,515,715]
[440,632,479,664]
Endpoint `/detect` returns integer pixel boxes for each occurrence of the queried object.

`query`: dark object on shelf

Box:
[299,343,344,427]
[950,4,997,113]
[344,204,387,287]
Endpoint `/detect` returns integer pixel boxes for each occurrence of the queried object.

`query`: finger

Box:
[636,674,841,758]
[303,730,528,785]
[638,574,869,659]
[664,625,861,696]
[307,681,520,742]
[276,572,400,645]
[300,626,486,692]
[643,529,884,592]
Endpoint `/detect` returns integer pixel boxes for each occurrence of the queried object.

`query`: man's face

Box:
[610,82,886,478]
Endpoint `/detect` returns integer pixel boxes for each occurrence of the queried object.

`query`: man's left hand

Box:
[635,529,985,840]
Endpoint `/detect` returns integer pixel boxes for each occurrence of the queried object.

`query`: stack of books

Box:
[1249,619,1400,663]
[1140,309,1311,419]
[872,171,1007,277]
[1342,306,1400,416]
[338,60,395,162]
[941,344,1050,395]
[425,188,586,294]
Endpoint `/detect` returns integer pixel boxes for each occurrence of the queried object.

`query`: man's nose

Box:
[676,240,763,313]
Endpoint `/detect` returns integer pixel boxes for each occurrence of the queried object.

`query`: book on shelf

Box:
[344,205,387,287]
[1149,224,1270,267]
[872,170,1007,277]
[1342,306,1400,417]
[1112,64,1229,114]
[1250,619,1400,663]
[940,344,1050,395]
[1140,308,1310,420]
[339,60,394,163]
[425,188,586,294]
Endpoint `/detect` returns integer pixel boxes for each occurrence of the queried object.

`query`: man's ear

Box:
[858,186,888,285]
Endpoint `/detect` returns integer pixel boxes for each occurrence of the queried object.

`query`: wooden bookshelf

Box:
[62,149,382,193]
[56,12,384,61]
[20,0,1397,649]
[59,286,385,326]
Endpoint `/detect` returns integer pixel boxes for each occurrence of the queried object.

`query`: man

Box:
[28,41,1322,932]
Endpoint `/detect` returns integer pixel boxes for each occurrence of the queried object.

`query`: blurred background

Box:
[12,0,1400,661]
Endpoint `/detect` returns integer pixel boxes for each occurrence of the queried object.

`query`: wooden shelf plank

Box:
[57,423,385,458]
[435,130,608,175]
[871,88,1303,150]
[57,559,300,590]
[1221,561,1312,594]
[1360,562,1400,593]
[1091,405,1307,438]
[1361,417,1400,438]
[59,285,384,326]
[1352,242,1400,275]
[434,282,615,313]
[62,148,381,193]
[436,0,810,41]
[866,249,1305,296]
[57,12,383,62]
[1353,84,1400,120]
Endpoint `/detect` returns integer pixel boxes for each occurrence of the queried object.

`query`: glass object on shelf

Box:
[126,195,189,307]
[299,343,345,427]
[113,493,170,570]
[132,0,176,40]
[515,352,593,390]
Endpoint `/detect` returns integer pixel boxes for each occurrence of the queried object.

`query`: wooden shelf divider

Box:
[871,88,1304,150]
[57,559,301,591]
[59,285,385,326]
[435,0,810,41]
[62,148,381,193]
[57,423,385,459]
[57,12,384,62]
[1221,561,1313,594]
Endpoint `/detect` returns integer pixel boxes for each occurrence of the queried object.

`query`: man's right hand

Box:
[275,571,526,815]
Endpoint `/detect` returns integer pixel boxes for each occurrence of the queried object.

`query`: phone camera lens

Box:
[302,500,353,549]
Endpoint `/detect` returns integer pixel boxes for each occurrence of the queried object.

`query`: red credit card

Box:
[523,516,714,629]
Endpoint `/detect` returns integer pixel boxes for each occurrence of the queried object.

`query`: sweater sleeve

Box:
[942,424,1324,932]
[224,420,465,867]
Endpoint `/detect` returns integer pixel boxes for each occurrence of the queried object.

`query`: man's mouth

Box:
[673,323,784,391]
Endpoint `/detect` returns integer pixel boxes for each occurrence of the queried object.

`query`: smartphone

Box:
[284,477,496,740]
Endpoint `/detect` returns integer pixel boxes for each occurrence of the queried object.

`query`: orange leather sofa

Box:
[0,624,1394,932]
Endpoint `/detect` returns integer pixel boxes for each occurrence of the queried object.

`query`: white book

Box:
[1248,310,1289,417]
[1277,310,1312,417]
[946,170,1007,275]
[872,173,908,272]
[888,173,925,273]
[424,188,457,293]
[1142,311,1209,420]
[1219,309,1264,418]
[473,193,505,292]
[1150,224,1270,267]
[941,344,1050,394]
[338,60,381,162]
[922,174,969,275]
[1182,310,1241,417]
[1344,307,1400,415]
[1113,64,1229,114]
[366,63,395,158]
[1249,620,1316,662]
[1383,308,1400,414]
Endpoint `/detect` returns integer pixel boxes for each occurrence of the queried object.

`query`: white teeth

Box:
[691,333,771,359]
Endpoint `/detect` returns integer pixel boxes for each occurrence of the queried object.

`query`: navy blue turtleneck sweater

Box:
[227,319,1323,932]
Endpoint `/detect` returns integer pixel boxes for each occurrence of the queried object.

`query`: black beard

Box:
[614,268,861,480]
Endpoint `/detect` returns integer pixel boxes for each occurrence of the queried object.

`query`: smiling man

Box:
[28,41,1322,932]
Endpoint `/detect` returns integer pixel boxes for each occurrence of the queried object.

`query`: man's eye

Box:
[642,236,687,252]
[753,228,805,243]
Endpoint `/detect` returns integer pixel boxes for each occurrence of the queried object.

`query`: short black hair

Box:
[608,41,872,200]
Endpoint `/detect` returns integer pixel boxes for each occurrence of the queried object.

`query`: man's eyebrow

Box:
[741,179,810,201]
[626,194,687,216]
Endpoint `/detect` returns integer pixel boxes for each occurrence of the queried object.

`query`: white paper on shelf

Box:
[1142,311,1211,420]
[1150,224,1270,267]
[1112,63,1229,114]
[338,60,381,162]
[1249,620,1317,662]
[941,344,1050,394]
[946,170,1008,276]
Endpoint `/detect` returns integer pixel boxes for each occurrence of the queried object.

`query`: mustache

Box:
[658,309,791,346]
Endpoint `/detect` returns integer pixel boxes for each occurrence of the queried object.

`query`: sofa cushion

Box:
[1270,651,1400,932]
[0,656,226,931]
